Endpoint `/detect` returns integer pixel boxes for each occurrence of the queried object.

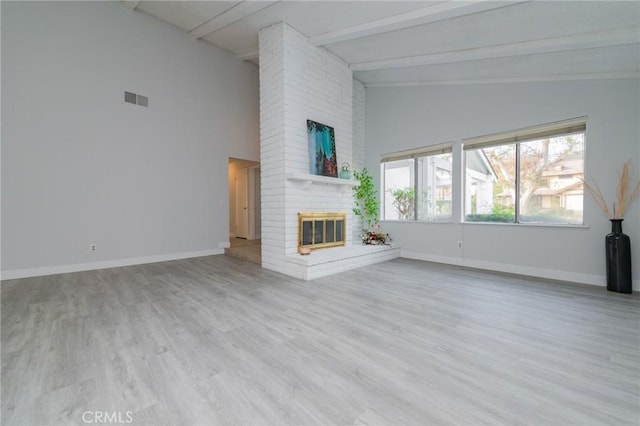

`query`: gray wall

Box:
[366,79,640,289]
[1,2,260,276]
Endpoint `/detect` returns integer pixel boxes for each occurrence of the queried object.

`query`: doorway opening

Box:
[227,158,261,264]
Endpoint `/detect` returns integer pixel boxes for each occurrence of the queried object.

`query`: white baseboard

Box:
[1,249,224,281]
[401,252,465,268]
[399,250,640,290]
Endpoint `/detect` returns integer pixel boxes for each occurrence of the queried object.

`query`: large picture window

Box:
[381,144,453,221]
[463,118,586,225]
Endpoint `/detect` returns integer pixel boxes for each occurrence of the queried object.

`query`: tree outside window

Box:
[382,159,414,220]
[380,120,585,226]
[464,133,585,224]
[381,152,453,222]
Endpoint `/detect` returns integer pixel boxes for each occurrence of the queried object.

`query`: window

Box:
[417,154,453,220]
[382,159,414,220]
[381,144,453,221]
[463,118,586,224]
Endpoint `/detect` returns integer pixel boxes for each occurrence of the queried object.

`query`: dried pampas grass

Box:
[582,161,640,219]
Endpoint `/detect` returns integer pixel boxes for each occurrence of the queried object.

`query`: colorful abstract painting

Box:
[307,120,337,177]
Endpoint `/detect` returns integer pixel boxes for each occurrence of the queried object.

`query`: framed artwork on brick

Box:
[307,119,337,177]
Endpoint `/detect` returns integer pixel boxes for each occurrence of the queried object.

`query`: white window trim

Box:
[463,116,587,150]
[381,143,454,222]
[379,118,588,228]
[381,142,452,163]
[462,117,587,225]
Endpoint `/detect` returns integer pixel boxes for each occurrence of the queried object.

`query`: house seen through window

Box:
[464,118,586,225]
[381,145,453,221]
[380,118,586,226]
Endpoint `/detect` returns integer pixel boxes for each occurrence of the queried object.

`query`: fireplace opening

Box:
[299,212,346,251]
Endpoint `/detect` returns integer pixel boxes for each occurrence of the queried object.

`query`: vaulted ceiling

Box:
[122,1,640,87]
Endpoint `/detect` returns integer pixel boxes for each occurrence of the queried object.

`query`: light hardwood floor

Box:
[224,238,261,265]
[2,256,639,425]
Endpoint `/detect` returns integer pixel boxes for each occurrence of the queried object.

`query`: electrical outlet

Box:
[90,244,96,252]
[457,241,463,248]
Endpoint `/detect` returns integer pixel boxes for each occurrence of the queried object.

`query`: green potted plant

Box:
[352,168,391,245]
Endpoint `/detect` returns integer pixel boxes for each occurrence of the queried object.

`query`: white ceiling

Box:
[124,1,640,87]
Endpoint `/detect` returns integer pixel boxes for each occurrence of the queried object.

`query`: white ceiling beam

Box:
[363,71,640,88]
[310,1,528,47]
[121,1,141,11]
[237,50,259,61]
[190,1,278,40]
[351,27,640,71]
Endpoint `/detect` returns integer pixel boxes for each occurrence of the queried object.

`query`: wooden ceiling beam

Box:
[120,1,141,11]
[190,1,278,40]
[351,27,639,71]
[310,1,527,47]
[237,50,259,61]
[362,71,640,88]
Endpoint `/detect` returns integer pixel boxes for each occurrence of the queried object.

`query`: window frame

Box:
[381,143,454,222]
[462,117,587,225]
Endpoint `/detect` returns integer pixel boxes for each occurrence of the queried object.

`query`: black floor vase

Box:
[605,219,632,293]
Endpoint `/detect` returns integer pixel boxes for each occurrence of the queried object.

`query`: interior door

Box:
[253,166,261,239]
[247,166,260,240]
[236,167,249,239]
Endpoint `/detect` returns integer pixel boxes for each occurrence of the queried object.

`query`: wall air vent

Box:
[124,91,149,107]
[124,91,137,104]
[136,95,148,107]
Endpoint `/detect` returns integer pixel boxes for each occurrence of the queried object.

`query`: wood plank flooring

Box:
[2,256,639,425]
[224,238,261,265]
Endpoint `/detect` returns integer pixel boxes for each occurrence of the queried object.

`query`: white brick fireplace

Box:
[259,23,399,280]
